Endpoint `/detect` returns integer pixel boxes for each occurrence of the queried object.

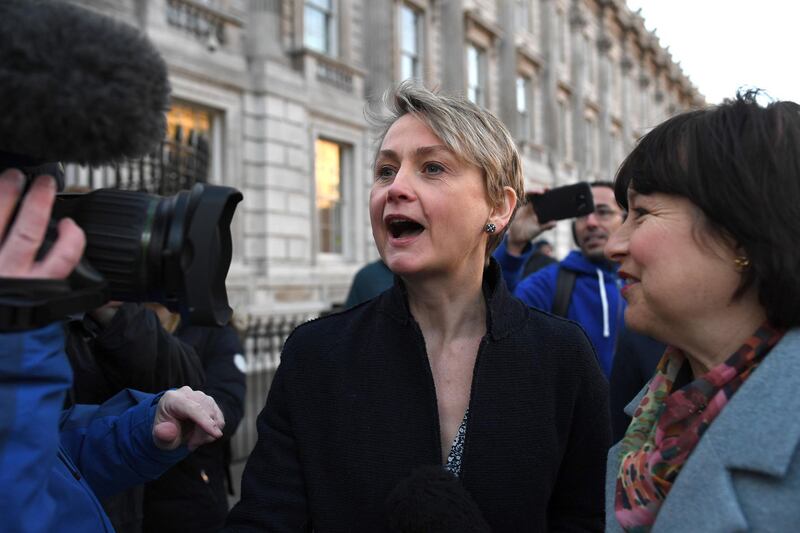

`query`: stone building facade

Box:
[64,0,703,319]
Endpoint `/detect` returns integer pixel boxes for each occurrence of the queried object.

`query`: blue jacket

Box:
[513,251,624,378]
[0,324,187,533]
[493,238,534,293]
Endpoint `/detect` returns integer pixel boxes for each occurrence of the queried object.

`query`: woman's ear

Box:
[489,186,517,232]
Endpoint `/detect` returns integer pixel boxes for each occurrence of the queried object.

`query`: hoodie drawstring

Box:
[596,268,610,338]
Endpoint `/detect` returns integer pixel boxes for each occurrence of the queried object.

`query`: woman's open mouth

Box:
[385,215,425,240]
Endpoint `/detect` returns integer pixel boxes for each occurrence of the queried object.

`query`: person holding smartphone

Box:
[491,189,558,292]
[512,182,626,378]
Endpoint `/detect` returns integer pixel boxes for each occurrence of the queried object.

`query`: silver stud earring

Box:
[484,223,497,234]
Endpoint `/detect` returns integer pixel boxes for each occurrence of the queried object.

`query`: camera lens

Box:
[52,184,242,326]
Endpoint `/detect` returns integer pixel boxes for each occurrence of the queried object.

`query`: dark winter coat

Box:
[143,324,246,533]
[225,260,611,532]
[64,303,205,533]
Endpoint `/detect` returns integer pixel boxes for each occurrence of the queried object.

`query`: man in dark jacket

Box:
[344,259,394,308]
[64,302,207,533]
[143,316,246,533]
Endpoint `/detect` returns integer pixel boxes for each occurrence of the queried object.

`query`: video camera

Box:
[0,0,242,330]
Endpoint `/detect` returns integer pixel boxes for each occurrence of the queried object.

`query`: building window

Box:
[466,44,486,106]
[304,0,337,56]
[399,4,422,80]
[315,138,344,254]
[64,101,218,193]
[516,76,531,140]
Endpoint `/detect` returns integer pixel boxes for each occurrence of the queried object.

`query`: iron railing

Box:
[64,133,209,194]
[230,313,314,462]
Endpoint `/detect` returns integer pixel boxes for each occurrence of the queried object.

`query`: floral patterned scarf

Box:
[614,323,785,532]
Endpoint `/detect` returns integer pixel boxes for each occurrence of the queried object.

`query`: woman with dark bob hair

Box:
[605,91,800,532]
[226,81,610,532]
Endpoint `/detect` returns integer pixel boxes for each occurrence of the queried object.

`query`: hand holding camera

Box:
[0,169,84,280]
[506,186,557,256]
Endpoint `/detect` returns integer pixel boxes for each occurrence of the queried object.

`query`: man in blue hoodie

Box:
[507,182,626,378]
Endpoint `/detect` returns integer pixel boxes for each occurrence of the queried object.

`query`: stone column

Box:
[247,0,284,66]
[498,0,518,133]
[363,0,394,104]
[569,0,587,173]
[619,29,634,153]
[540,0,560,162]
[440,0,465,94]
[596,3,613,179]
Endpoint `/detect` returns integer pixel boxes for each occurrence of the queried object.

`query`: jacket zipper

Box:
[58,448,81,480]
[58,447,115,532]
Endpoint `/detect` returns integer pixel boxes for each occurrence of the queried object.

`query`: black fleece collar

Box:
[378,258,526,342]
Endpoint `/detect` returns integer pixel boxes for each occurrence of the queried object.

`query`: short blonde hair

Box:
[369,81,524,258]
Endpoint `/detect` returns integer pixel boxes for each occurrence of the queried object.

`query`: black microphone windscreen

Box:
[385,466,491,533]
[0,0,171,166]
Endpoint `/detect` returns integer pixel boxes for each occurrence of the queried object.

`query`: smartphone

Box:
[526,182,594,223]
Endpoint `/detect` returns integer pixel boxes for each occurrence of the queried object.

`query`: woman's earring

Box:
[484,223,497,234]
[733,256,750,271]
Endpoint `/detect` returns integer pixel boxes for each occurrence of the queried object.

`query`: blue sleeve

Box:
[513,266,557,312]
[492,238,534,293]
[0,324,73,532]
[60,389,188,498]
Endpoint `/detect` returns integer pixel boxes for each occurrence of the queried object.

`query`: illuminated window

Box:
[466,45,486,106]
[163,102,213,192]
[64,101,218,192]
[315,139,344,254]
[304,0,337,55]
[399,4,422,81]
[167,102,211,145]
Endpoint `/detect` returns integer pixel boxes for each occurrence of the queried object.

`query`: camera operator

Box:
[142,304,246,533]
[0,169,225,533]
[65,293,207,532]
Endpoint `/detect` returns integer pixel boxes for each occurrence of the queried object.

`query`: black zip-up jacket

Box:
[143,323,246,533]
[226,260,610,532]
[65,303,205,533]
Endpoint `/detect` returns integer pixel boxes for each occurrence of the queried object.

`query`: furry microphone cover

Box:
[0,0,171,166]
[385,466,491,533]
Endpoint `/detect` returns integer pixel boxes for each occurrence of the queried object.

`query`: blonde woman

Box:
[227,82,610,532]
